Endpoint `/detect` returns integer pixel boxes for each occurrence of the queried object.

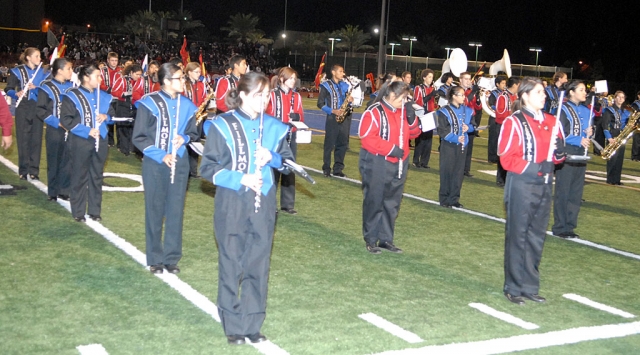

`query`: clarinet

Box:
[254,96,265,213]
[15,63,42,108]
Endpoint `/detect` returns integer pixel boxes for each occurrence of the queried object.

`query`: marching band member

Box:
[552,80,592,239]
[412,69,436,168]
[183,62,209,178]
[112,64,144,156]
[495,77,521,186]
[36,58,74,201]
[100,52,123,147]
[200,72,293,345]
[544,71,567,114]
[132,63,199,274]
[499,77,565,305]
[60,65,115,222]
[459,71,482,177]
[435,72,455,98]
[0,91,12,151]
[487,76,506,164]
[4,47,47,180]
[630,91,640,161]
[317,64,352,177]
[142,60,160,95]
[602,91,630,185]
[215,55,247,113]
[359,81,421,254]
[437,86,475,208]
[266,67,305,214]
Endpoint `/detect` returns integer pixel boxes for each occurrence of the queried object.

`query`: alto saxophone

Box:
[336,87,353,123]
[601,108,640,160]
[196,91,216,125]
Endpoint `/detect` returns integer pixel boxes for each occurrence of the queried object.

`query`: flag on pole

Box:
[141,54,149,73]
[315,52,327,90]
[179,36,190,67]
[57,34,66,58]
[49,47,58,66]
[47,30,59,49]
[199,51,206,79]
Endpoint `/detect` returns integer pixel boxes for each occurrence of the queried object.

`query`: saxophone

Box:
[196,91,216,125]
[336,87,353,123]
[601,107,640,160]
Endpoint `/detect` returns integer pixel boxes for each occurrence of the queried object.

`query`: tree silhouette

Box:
[221,13,263,43]
[334,25,374,54]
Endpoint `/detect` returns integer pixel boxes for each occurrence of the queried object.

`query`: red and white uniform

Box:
[0,91,13,137]
[183,79,208,107]
[495,90,518,124]
[359,99,422,163]
[100,66,124,100]
[413,84,436,112]
[266,87,305,130]
[464,88,483,114]
[142,73,158,96]
[215,74,240,113]
[112,75,144,105]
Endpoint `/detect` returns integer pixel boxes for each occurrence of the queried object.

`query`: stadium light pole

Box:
[329,38,340,56]
[402,36,417,72]
[283,0,287,48]
[389,42,400,59]
[530,47,542,76]
[469,42,482,71]
[377,0,387,76]
[445,47,453,59]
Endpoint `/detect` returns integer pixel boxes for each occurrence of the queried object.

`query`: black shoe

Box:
[333,172,347,177]
[440,203,452,208]
[451,203,464,208]
[149,264,164,274]
[189,174,200,179]
[47,196,57,201]
[496,181,505,187]
[57,194,70,201]
[555,232,573,239]
[617,182,624,186]
[280,208,297,215]
[226,335,246,345]
[323,171,331,177]
[522,293,546,303]
[164,264,180,274]
[412,163,420,168]
[421,165,430,169]
[464,172,474,178]
[504,293,525,305]
[88,215,102,222]
[378,241,403,253]
[19,175,27,180]
[74,216,86,222]
[246,333,267,343]
[366,243,381,254]
[29,174,39,181]
[570,233,580,239]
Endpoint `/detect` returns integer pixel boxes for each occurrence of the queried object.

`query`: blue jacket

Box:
[436,103,475,146]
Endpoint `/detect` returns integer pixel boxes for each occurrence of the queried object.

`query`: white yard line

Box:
[372,321,640,355]
[469,303,539,330]
[76,344,109,355]
[564,294,636,318]
[359,313,424,343]
[0,155,289,355]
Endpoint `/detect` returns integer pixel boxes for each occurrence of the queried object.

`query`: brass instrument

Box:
[196,91,216,125]
[335,76,362,123]
[336,87,353,123]
[601,107,640,160]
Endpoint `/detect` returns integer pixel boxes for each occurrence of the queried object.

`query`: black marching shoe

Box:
[412,163,421,168]
[366,243,382,254]
[555,232,574,239]
[440,203,452,208]
[89,215,102,221]
[378,241,403,253]
[421,165,430,169]
[451,203,464,208]
[29,174,39,181]
[164,264,180,274]
[149,264,164,274]
[57,194,70,201]
[19,175,27,180]
[227,335,246,345]
[333,172,347,177]
[463,172,474,178]
[522,293,546,303]
[280,208,297,215]
[246,333,267,343]
[504,293,525,305]
[496,181,505,187]
[74,216,86,222]
[47,196,57,201]
[323,171,332,177]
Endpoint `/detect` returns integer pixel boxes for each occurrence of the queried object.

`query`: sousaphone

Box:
[434,48,468,89]
[479,49,512,117]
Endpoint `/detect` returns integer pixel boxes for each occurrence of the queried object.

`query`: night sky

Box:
[44,0,639,82]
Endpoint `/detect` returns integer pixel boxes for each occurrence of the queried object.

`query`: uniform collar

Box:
[522,107,544,123]
[381,98,398,112]
[236,107,259,120]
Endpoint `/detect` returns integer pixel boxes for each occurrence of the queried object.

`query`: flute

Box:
[170,96,180,184]
[15,63,42,108]
[95,89,100,152]
[255,96,265,213]
[584,95,595,156]
[398,101,405,179]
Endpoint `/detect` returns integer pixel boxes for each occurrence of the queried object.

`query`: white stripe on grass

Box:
[563,293,636,318]
[0,155,289,355]
[300,165,640,261]
[372,321,640,355]
[359,313,424,343]
[469,303,539,330]
[76,344,109,355]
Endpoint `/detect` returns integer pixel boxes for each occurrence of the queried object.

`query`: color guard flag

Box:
[141,54,148,73]
[180,36,190,67]
[49,47,58,66]
[315,52,326,90]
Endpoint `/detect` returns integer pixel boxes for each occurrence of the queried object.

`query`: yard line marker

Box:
[372,320,640,355]
[299,165,640,262]
[469,303,539,330]
[359,313,424,343]
[563,293,635,318]
[0,155,289,355]
[76,344,109,355]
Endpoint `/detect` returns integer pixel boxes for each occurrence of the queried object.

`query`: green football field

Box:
[1,101,640,354]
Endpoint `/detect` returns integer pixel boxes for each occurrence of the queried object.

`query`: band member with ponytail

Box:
[499,77,566,305]
[36,58,74,201]
[60,65,115,222]
[602,91,630,185]
[183,62,208,178]
[132,63,199,274]
[112,64,144,156]
[200,72,293,345]
[100,52,122,147]
[359,81,421,254]
[215,55,247,113]
[412,69,436,168]
[4,47,47,180]
[552,80,592,238]
[495,77,521,186]
[436,86,475,208]
[266,67,305,214]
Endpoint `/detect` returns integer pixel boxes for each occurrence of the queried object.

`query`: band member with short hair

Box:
[602,91,630,185]
[183,62,209,178]
[267,67,305,214]
[630,91,640,161]
[200,72,294,345]
[101,52,122,147]
[359,81,421,254]
[215,55,247,113]
[36,58,74,201]
[60,65,115,222]
[487,76,507,163]
[495,77,521,186]
[437,86,475,208]
[132,63,199,275]
[435,72,454,98]
[143,60,160,95]
[499,77,565,305]
[412,69,436,168]
[552,80,593,239]
[544,71,568,114]
[112,64,144,156]
[317,64,352,177]
[4,47,47,180]
[459,71,482,177]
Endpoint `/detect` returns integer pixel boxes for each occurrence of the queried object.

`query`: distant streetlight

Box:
[529,47,542,76]
[402,36,417,72]
[469,42,482,70]
[328,37,341,56]
[283,0,288,48]
[389,42,400,59]
[445,47,453,59]
[282,33,287,48]
[373,27,379,35]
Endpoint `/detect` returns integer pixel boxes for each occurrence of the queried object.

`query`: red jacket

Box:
[215,74,240,113]
[112,75,144,105]
[413,84,436,112]
[183,79,208,107]
[100,66,124,99]
[464,88,483,114]
[359,99,421,163]
[495,90,517,124]
[0,92,12,137]
[266,87,305,128]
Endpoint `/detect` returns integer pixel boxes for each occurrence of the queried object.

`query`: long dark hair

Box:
[122,64,143,77]
[158,63,182,87]
[564,80,585,102]
[51,58,70,78]
[374,80,410,105]
[226,72,269,110]
[511,77,543,112]
[447,86,465,103]
[77,65,99,86]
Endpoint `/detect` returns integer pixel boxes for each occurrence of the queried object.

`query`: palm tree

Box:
[415,34,440,57]
[122,10,160,40]
[295,32,323,55]
[221,13,262,43]
[246,32,274,46]
[335,25,373,54]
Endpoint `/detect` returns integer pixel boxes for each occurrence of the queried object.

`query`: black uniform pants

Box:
[439,141,466,206]
[487,116,499,163]
[359,149,408,245]
[214,187,277,336]
[606,144,625,184]
[107,123,115,146]
[322,114,349,174]
[14,100,43,176]
[413,131,433,167]
[69,134,108,219]
[116,122,134,155]
[45,125,71,198]
[552,161,586,235]
[142,154,189,266]
[632,132,640,160]
[593,116,605,155]
[464,134,475,174]
[503,171,551,296]
[274,135,297,209]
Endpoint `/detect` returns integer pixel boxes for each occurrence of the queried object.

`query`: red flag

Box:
[199,51,206,78]
[57,34,66,58]
[179,36,190,67]
[366,73,376,93]
[314,52,327,90]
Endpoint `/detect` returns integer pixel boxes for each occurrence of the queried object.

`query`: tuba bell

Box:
[479,49,512,117]
[434,48,468,89]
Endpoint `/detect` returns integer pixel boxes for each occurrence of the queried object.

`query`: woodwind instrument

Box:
[254,95,265,213]
[95,89,100,152]
[546,91,565,183]
[15,63,42,108]
[171,97,180,184]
